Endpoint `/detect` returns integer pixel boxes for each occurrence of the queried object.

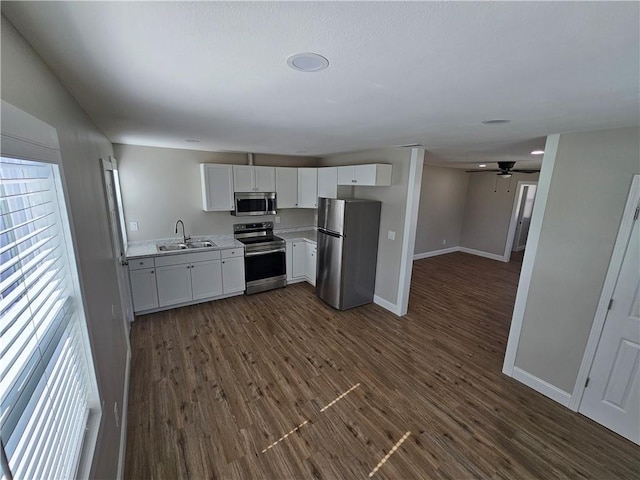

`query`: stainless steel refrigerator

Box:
[316,198,382,310]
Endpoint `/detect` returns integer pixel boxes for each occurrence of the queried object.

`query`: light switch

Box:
[129,221,139,232]
[275,216,281,224]
[387,230,396,240]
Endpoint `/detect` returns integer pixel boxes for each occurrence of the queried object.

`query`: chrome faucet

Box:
[174,220,190,244]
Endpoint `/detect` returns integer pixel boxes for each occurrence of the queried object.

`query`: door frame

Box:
[503,181,538,262]
[568,175,640,411]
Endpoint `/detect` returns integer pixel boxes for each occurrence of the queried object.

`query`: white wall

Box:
[514,127,640,394]
[460,172,539,256]
[1,16,127,479]
[415,165,468,254]
[319,148,413,306]
[113,144,320,242]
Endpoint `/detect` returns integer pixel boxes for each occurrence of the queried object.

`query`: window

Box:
[1,157,97,480]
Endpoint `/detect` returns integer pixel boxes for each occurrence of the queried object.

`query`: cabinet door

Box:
[286,240,294,280]
[354,164,377,185]
[307,244,317,287]
[317,167,338,199]
[276,167,298,208]
[191,260,223,300]
[233,165,254,192]
[297,168,318,208]
[222,257,245,294]
[129,268,158,312]
[254,166,276,192]
[156,264,192,307]
[292,241,308,278]
[337,166,356,185]
[200,164,234,211]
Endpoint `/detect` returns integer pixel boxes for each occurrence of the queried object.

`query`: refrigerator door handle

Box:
[318,228,341,238]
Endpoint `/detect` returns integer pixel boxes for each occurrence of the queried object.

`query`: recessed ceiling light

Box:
[479,164,487,168]
[185,139,200,143]
[531,150,544,155]
[287,53,329,72]
[481,119,511,125]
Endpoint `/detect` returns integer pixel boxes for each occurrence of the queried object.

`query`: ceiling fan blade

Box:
[465,169,502,173]
[511,169,540,173]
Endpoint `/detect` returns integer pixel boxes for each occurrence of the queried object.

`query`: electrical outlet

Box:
[275,216,281,224]
[129,221,139,232]
[314,214,318,223]
[442,239,447,246]
[114,402,120,428]
[387,230,396,240]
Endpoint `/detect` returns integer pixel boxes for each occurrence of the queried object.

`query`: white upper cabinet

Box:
[297,168,318,208]
[233,165,276,192]
[276,167,298,208]
[317,167,338,199]
[337,164,392,186]
[254,166,276,192]
[200,164,234,211]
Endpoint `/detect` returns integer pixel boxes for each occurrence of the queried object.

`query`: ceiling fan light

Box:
[498,173,512,178]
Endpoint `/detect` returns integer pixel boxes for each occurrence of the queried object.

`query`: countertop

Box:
[276,228,317,243]
[126,227,317,260]
[126,236,244,260]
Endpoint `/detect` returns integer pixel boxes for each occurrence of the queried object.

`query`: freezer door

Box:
[318,197,345,235]
[316,230,344,309]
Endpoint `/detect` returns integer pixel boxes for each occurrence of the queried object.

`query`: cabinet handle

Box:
[150,270,154,274]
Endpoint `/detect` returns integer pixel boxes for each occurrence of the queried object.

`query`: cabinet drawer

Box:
[155,250,221,267]
[129,257,155,270]
[221,248,244,259]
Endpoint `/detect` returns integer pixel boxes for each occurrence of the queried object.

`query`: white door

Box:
[307,244,317,286]
[579,205,639,444]
[222,257,246,294]
[354,164,377,185]
[337,166,355,185]
[201,164,234,211]
[129,268,159,312]
[317,167,338,199]
[101,158,133,352]
[254,166,276,192]
[233,165,254,191]
[292,241,308,278]
[513,185,537,251]
[156,264,192,307]
[298,168,318,208]
[191,260,223,300]
[276,167,298,208]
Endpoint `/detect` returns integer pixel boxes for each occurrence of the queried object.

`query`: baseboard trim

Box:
[459,247,506,262]
[116,349,131,480]
[374,295,401,316]
[413,246,459,260]
[512,367,572,407]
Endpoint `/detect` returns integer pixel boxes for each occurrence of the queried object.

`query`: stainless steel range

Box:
[234,222,286,295]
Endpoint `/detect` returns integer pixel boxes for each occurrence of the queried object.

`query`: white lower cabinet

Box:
[307,244,317,286]
[222,256,245,294]
[287,240,317,286]
[129,248,245,313]
[156,263,193,307]
[292,241,307,278]
[129,267,159,311]
[191,260,223,300]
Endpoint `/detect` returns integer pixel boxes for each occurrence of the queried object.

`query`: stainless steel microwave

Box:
[232,192,277,216]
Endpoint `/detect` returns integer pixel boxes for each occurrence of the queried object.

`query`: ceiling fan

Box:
[466,161,540,177]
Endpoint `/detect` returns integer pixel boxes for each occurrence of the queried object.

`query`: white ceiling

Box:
[2,2,639,164]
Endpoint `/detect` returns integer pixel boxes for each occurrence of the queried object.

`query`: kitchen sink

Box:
[157,240,216,252]
[186,240,215,248]
[158,243,188,251]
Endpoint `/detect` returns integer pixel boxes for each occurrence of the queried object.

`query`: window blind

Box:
[1,157,92,480]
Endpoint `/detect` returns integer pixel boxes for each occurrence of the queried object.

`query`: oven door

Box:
[244,248,286,293]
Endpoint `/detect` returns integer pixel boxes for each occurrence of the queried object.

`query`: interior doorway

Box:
[504,181,538,262]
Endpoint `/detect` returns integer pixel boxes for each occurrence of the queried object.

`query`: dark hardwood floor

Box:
[125,252,639,479]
